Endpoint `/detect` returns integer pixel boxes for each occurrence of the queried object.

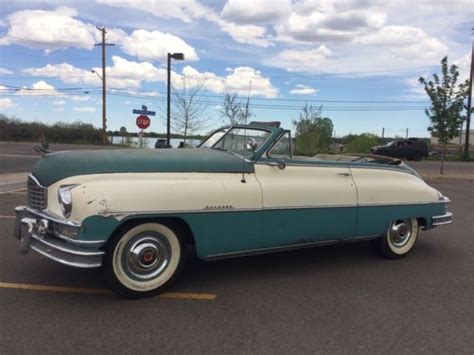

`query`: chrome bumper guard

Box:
[432,212,453,227]
[14,206,104,268]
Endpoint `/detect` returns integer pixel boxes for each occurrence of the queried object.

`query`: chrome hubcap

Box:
[389,219,412,247]
[122,233,171,281]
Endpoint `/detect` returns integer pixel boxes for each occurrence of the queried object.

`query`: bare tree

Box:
[172,79,209,146]
[221,93,250,125]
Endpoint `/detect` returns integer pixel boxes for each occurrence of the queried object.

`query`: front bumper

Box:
[432,212,453,227]
[14,206,104,268]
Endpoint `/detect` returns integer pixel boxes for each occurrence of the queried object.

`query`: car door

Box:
[255,132,358,249]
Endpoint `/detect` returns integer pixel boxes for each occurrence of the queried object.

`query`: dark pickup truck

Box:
[371,138,429,161]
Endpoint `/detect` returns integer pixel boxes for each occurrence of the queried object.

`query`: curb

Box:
[421,173,474,181]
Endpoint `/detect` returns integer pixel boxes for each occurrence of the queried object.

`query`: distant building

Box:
[430,130,474,145]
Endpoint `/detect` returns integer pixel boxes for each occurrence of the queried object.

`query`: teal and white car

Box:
[14,121,452,298]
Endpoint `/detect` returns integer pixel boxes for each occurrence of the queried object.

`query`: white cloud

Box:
[24,57,277,97]
[23,57,167,89]
[97,0,210,23]
[16,81,62,96]
[290,84,318,95]
[53,100,67,106]
[178,65,278,98]
[217,21,273,47]
[272,46,332,72]
[73,106,96,113]
[0,68,13,75]
[99,0,274,47]
[221,0,291,24]
[355,26,448,59]
[275,6,386,43]
[0,98,16,109]
[119,30,198,62]
[0,7,97,51]
[69,95,90,102]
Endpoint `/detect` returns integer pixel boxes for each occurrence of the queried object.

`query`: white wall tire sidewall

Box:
[387,218,418,255]
[112,223,181,292]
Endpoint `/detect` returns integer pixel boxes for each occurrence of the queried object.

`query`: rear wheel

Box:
[412,152,423,161]
[372,218,419,259]
[103,222,185,299]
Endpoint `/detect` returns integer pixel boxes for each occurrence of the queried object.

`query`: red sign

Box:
[136,115,150,129]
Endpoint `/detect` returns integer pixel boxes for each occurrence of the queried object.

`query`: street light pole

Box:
[166,52,185,147]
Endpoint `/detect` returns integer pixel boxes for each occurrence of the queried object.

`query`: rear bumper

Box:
[432,212,453,227]
[14,206,103,268]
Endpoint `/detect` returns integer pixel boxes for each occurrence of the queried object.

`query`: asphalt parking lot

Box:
[0,176,473,353]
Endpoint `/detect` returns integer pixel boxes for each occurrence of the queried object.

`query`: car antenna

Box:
[241,81,252,183]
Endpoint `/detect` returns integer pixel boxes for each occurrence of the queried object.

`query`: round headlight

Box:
[58,184,78,218]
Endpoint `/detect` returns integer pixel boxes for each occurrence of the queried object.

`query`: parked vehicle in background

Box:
[371,138,429,161]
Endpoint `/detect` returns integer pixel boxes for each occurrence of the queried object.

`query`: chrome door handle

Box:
[337,173,351,176]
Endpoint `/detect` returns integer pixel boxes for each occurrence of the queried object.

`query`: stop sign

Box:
[136,115,150,129]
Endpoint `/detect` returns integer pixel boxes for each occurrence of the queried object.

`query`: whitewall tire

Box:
[104,222,185,298]
[372,218,419,259]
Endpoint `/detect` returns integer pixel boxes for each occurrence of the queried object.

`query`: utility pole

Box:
[463,28,473,160]
[166,53,184,147]
[406,128,409,139]
[381,127,385,143]
[95,27,114,145]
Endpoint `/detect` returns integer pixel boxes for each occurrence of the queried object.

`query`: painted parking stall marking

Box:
[0,282,217,300]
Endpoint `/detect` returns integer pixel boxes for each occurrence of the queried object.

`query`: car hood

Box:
[32,148,253,186]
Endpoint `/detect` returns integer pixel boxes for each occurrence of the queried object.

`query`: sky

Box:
[0,0,472,138]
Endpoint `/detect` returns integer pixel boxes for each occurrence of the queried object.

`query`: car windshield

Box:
[201,127,272,157]
[387,141,398,146]
[199,128,230,148]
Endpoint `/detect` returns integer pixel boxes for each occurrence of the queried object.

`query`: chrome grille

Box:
[27,176,47,210]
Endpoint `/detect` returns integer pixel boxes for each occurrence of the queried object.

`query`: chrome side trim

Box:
[205,234,381,260]
[104,199,449,217]
[432,212,453,226]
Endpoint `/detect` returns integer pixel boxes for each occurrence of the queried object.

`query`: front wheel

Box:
[103,222,185,299]
[372,218,419,259]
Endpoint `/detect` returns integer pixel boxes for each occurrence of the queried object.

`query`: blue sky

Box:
[0,0,472,138]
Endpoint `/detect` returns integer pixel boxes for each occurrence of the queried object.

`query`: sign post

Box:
[133,105,155,148]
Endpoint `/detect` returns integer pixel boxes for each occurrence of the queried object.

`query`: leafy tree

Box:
[419,56,469,173]
[221,93,250,125]
[346,133,379,154]
[293,104,333,156]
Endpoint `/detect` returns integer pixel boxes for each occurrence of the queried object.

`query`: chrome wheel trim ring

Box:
[122,233,172,281]
[389,219,412,248]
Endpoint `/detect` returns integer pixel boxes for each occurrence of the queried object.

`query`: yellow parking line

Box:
[0,188,27,194]
[0,215,15,219]
[0,282,110,295]
[160,292,217,300]
[0,282,216,300]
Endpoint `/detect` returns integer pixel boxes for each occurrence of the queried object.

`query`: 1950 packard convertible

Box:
[14,121,452,298]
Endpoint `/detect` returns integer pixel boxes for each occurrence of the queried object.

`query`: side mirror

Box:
[267,159,286,170]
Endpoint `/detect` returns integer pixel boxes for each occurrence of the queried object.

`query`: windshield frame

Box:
[199,125,277,161]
